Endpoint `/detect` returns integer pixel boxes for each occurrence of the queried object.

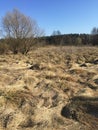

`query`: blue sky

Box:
[0,0,98,36]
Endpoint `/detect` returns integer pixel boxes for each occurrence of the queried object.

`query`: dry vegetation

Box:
[0,46,98,130]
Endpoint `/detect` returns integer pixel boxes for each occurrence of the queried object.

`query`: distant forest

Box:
[0,33,98,46]
[0,33,98,54]
[37,33,98,46]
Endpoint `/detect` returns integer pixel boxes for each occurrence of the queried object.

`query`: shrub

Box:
[0,42,9,54]
[5,38,33,54]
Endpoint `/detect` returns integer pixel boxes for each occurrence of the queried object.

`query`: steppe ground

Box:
[0,46,98,130]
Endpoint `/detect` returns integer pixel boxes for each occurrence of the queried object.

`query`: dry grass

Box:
[0,46,98,130]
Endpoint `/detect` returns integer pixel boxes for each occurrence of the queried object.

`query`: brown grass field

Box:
[0,46,98,130]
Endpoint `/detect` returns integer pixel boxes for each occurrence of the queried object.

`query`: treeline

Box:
[0,33,98,54]
[38,33,98,46]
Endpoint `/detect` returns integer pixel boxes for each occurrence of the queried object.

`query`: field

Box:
[0,46,98,130]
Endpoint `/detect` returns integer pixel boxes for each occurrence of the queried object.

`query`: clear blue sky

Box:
[0,0,98,36]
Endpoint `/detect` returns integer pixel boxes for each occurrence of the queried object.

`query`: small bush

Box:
[0,42,9,54]
[5,38,33,54]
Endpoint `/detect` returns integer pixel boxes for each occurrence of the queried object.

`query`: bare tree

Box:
[1,9,44,54]
[91,27,98,35]
[52,30,61,36]
[2,9,42,38]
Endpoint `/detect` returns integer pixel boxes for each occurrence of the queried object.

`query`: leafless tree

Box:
[1,9,44,54]
[91,27,98,35]
[52,30,61,36]
[2,9,43,38]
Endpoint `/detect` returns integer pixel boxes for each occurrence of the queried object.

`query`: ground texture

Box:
[0,46,98,130]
